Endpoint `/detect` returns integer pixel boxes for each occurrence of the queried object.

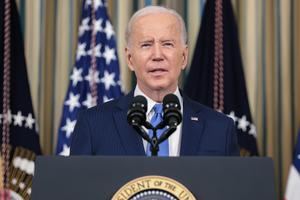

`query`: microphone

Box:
[126,94,182,156]
[127,95,151,143]
[162,94,182,127]
[127,95,147,126]
[155,94,182,146]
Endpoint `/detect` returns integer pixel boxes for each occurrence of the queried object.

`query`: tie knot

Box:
[153,103,163,114]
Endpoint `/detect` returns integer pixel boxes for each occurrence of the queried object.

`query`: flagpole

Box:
[213,0,224,112]
[90,0,98,106]
[1,0,11,198]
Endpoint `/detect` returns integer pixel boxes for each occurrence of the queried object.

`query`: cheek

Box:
[132,53,148,64]
[171,55,185,71]
[128,56,140,71]
[174,68,183,78]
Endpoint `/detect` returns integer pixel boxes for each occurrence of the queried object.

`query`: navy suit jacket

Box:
[70,92,239,156]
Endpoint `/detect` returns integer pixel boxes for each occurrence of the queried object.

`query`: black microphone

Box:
[155,94,182,145]
[162,94,182,127]
[127,95,152,143]
[127,95,147,126]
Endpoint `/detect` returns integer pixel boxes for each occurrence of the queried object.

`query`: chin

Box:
[149,84,173,92]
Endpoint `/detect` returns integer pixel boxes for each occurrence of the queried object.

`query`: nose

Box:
[152,43,163,61]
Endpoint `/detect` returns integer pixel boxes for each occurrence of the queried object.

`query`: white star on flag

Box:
[101,70,116,90]
[2,110,12,124]
[61,118,76,138]
[13,111,24,127]
[103,45,116,65]
[82,93,96,108]
[228,111,237,122]
[85,0,92,8]
[93,0,103,9]
[87,44,102,58]
[65,92,81,112]
[25,113,35,129]
[237,115,250,132]
[76,42,87,61]
[79,17,90,36]
[85,68,101,86]
[70,67,83,87]
[104,20,114,40]
[59,144,70,156]
[249,124,257,137]
[93,18,103,34]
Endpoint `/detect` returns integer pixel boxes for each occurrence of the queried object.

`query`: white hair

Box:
[125,6,187,46]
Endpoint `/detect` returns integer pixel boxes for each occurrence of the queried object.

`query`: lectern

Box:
[31,156,276,200]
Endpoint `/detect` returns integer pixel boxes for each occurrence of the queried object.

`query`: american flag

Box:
[56,0,123,156]
[285,129,300,200]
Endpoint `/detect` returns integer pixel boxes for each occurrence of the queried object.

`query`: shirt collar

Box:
[134,85,183,115]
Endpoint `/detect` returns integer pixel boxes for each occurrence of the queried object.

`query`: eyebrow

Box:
[138,39,154,44]
[160,39,175,43]
[138,39,176,44]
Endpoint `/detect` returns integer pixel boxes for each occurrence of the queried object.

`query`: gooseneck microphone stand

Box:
[131,120,177,156]
[127,94,182,156]
[149,125,177,156]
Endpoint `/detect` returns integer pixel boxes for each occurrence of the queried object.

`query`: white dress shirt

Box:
[134,85,183,156]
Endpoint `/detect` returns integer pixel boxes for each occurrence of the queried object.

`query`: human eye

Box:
[141,44,150,48]
[140,42,152,48]
[163,41,174,47]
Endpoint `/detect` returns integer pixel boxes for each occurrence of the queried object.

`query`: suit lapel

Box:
[180,95,206,155]
[113,92,145,155]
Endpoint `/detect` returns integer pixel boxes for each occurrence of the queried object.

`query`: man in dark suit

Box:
[70,6,239,156]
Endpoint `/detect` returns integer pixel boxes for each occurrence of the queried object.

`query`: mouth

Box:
[148,68,168,75]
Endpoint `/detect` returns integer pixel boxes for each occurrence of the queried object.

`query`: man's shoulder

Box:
[184,95,232,122]
[79,93,131,117]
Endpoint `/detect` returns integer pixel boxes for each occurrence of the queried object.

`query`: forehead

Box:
[131,13,181,40]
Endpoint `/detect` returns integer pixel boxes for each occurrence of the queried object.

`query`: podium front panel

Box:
[31,156,276,200]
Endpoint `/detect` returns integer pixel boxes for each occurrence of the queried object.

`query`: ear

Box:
[125,47,134,71]
[181,46,188,70]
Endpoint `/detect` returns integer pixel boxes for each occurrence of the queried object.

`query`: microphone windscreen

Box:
[162,94,182,127]
[163,94,181,110]
[130,95,147,111]
[127,95,147,125]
